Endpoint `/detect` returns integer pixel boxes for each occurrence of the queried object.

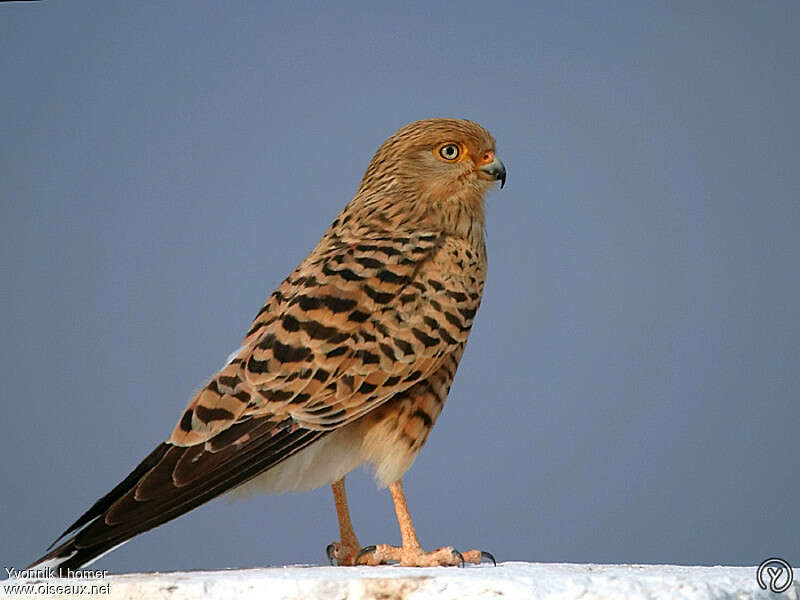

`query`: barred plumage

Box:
[28,118,505,572]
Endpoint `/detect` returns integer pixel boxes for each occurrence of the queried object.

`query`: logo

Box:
[757,557,794,594]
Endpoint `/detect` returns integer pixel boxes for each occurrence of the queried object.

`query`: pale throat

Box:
[428,187,487,249]
[338,180,487,250]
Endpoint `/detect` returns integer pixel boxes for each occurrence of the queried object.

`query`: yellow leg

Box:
[389,480,422,551]
[326,477,361,565]
[356,478,492,567]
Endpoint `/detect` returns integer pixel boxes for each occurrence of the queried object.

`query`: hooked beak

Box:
[479,155,507,189]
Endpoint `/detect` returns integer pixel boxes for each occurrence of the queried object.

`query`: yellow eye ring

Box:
[437,143,461,161]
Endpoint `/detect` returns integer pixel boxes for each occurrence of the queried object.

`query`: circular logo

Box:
[757,557,794,594]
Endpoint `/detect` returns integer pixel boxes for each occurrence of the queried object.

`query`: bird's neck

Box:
[338,187,487,250]
[428,188,487,249]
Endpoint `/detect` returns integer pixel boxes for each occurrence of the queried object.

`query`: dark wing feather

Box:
[48,442,170,550]
[29,417,324,574]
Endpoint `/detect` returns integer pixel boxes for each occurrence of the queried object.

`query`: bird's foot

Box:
[354,544,496,567]
[326,540,363,566]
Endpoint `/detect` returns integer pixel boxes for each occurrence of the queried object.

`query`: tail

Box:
[26,443,171,575]
[26,418,324,575]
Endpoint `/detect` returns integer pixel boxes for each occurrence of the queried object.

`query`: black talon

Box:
[480,550,497,566]
[326,543,337,566]
[355,545,377,565]
[453,549,465,568]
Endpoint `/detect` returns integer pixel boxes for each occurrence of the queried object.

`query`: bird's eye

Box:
[438,143,461,161]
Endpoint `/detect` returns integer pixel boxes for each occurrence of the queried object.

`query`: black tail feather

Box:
[47,443,171,550]
[26,420,327,575]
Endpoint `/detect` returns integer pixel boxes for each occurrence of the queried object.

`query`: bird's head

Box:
[353,119,505,240]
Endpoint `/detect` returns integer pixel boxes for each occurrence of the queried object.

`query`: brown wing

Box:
[169,230,461,445]
[33,230,484,572]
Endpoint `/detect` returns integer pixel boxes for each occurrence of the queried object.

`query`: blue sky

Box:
[1,1,798,573]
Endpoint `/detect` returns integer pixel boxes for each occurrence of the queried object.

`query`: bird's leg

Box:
[390,478,423,553]
[325,477,362,566]
[356,479,493,567]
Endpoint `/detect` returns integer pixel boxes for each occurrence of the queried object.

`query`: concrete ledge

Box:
[2,562,798,599]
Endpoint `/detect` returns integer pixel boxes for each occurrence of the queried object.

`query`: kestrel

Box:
[27,118,506,574]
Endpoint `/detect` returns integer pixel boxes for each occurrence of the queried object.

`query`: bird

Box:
[26,118,506,574]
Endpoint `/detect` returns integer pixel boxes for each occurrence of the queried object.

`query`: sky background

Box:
[1,1,798,574]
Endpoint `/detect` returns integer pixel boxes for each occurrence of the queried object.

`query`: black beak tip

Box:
[495,159,507,189]
[480,158,507,189]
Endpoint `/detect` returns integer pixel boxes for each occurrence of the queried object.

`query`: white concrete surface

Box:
[2,562,798,599]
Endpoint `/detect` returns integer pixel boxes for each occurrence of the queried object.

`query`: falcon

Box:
[27,118,506,573]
